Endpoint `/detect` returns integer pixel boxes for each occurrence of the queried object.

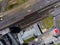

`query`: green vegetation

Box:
[18,0,28,5]
[53,44,56,45]
[2,0,6,2]
[5,0,28,11]
[6,3,18,11]
[24,36,35,43]
[57,43,60,45]
[52,43,60,45]
[41,16,54,29]
[57,20,60,28]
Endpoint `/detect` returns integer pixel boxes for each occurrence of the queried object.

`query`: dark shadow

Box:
[0,39,7,45]
[23,43,28,45]
[10,26,21,33]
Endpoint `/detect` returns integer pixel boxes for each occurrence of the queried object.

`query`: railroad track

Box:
[0,0,59,30]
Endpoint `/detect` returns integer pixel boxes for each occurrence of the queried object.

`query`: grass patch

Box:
[18,0,28,5]
[24,36,35,43]
[2,0,6,2]
[41,16,54,29]
[57,20,60,28]
[52,43,60,45]
[57,43,60,45]
[6,3,18,11]
[5,0,28,11]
